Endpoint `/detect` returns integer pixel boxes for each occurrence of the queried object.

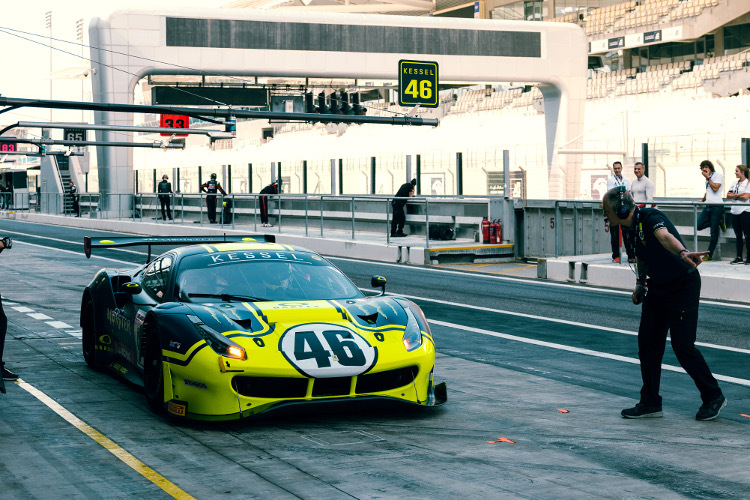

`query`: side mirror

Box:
[122,282,142,295]
[371,275,386,295]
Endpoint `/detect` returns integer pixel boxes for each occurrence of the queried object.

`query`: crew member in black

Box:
[602,187,726,421]
[68,181,79,217]
[157,174,173,221]
[391,179,416,237]
[199,173,226,224]
[259,180,280,227]
[0,236,18,392]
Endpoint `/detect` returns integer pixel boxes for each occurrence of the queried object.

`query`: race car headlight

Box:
[402,307,423,352]
[187,315,246,360]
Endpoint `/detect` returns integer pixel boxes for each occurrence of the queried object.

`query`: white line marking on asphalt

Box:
[65,330,82,338]
[13,240,138,265]
[0,229,148,256]
[398,292,750,355]
[430,319,750,387]
[337,256,750,309]
[29,313,52,320]
[12,306,34,313]
[47,321,73,329]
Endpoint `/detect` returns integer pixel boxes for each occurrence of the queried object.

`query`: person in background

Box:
[726,164,750,265]
[68,181,79,217]
[602,187,726,421]
[391,179,416,237]
[606,161,635,263]
[158,174,173,221]
[0,175,6,209]
[631,161,655,208]
[697,159,725,261]
[199,173,226,224]
[259,180,281,227]
[0,236,18,392]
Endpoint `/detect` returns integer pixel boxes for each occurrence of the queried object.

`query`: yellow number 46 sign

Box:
[399,60,439,108]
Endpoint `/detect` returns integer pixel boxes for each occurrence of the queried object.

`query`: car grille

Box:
[356,366,418,394]
[233,376,308,398]
[233,366,419,399]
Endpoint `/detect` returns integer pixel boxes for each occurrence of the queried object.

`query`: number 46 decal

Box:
[280,324,377,378]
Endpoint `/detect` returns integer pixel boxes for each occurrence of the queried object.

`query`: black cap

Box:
[410,179,417,186]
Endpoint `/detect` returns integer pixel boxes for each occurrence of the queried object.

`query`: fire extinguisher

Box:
[481,216,490,244]
[494,219,502,244]
[489,221,497,245]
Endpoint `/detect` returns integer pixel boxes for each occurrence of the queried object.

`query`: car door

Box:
[129,254,173,370]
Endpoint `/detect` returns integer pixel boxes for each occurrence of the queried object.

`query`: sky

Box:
[0,0,227,125]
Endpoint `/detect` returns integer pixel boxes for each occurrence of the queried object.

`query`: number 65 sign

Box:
[398,60,439,108]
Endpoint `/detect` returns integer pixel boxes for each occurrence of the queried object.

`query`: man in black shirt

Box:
[391,179,416,237]
[602,187,726,421]
[68,181,79,216]
[259,180,280,227]
[157,175,173,221]
[199,173,226,224]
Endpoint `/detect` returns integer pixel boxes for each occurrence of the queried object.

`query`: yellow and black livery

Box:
[81,235,446,420]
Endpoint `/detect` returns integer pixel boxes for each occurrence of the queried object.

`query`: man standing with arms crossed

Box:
[631,161,655,208]
[606,161,635,263]
[602,187,726,421]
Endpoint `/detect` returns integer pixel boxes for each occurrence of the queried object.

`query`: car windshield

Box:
[175,250,363,303]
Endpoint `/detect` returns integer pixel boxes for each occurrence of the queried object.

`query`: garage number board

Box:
[160,114,189,137]
[398,60,439,108]
[63,128,87,141]
[0,138,17,152]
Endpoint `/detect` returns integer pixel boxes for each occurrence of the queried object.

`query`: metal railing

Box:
[34,191,492,249]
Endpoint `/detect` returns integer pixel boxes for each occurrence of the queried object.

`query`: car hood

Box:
[182,295,412,335]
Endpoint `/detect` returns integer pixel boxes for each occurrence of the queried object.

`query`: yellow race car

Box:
[81,235,446,420]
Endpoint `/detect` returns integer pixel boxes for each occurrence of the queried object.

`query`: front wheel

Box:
[143,324,166,413]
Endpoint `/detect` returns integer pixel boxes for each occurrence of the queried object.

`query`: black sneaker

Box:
[1,367,19,381]
[730,257,744,265]
[391,233,407,237]
[621,403,663,418]
[696,395,727,421]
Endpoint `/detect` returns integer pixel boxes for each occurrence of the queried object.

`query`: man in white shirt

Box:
[697,159,725,261]
[631,162,655,207]
[605,161,635,263]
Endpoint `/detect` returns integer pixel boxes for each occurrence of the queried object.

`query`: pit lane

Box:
[1,220,749,499]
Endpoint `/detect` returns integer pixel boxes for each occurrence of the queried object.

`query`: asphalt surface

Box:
[1,219,749,499]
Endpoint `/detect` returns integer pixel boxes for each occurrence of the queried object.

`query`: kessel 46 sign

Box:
[399,60,439,108]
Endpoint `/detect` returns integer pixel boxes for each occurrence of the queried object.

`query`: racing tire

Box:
[81,298,98,368]
[143,324,166,414]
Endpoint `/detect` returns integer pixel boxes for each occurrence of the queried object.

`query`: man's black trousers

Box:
[637,271,722,407]
[159,195,172,220]
[260,196,269,224]
[391,202,406,235]
[206,195,217,222]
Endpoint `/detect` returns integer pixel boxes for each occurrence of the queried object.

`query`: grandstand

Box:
[125,0,750,201]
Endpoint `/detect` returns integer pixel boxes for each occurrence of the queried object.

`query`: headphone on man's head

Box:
[614,185,634,219]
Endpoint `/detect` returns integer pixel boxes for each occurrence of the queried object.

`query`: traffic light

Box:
[317,92,329,114]
[305,92,316,114]
[341,92,353,115]
[329,91,340,115]
[352,93,366,115]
